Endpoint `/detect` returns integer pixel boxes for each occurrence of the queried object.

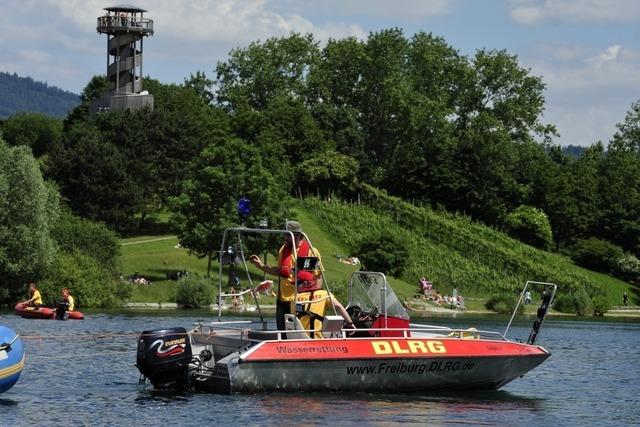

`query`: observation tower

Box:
[90,5,154,114]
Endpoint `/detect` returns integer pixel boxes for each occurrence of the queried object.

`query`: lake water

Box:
[1,310,639,426]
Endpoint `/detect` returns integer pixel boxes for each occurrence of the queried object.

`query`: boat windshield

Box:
[347,271,409,320]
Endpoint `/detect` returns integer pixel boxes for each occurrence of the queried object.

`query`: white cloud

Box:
[318,0,452,19]
[509,0,640,25]
[17,50,51,63]
[588,44,621,63]
[2,0,369,92]
[530,44,640,92]
[544,104,628,145]
[510,6,544,25]
[37,0,366,44]
[524,43,640,145]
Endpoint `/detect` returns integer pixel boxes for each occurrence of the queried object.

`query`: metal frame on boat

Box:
[136,227,556,394]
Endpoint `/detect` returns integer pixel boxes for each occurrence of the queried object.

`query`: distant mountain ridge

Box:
[562,144,587,159]
[0,71,80,118]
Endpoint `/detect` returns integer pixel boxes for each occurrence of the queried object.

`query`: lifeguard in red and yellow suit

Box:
[250,221,323,331]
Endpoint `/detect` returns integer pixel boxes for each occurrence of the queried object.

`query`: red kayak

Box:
[15,303,84,320]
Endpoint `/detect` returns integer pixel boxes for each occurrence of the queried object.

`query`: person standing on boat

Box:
[22,283,43,308]
[249,220,321,332]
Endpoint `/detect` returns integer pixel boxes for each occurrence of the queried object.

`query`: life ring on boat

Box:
[0,326,25,394]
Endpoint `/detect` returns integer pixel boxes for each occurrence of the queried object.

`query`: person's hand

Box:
[344,321,356,330]
[344,321,356,336]
[249,255,263,268]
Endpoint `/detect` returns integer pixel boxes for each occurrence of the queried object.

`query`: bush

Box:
[175,275,214,308]
[354,232,409,277]
[553,288,592,316]
[40,250,130,308]
[615,253,640,284]
[571,238,624,274]
[51,209,120,271]
[485,293,523,314]
[591,295,610,316]
[503,205,553,250]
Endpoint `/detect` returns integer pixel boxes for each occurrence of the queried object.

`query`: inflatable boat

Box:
[0,326,24,394]
[15,303,84,320]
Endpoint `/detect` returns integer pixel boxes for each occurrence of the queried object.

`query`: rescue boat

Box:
[15,303,85,320]
[136,227,555,394]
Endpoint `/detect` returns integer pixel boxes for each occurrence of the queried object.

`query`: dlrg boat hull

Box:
[195,337,550,393]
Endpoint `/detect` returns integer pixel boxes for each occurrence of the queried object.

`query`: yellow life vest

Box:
[295,290,332,339]
[32,290,43,306]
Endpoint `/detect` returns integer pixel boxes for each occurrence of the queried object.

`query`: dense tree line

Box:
[0,71,80,118]
[0,138,125,306]
[2,30,640,297]
[210,30,640,259]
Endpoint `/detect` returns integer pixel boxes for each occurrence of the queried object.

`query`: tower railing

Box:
[97,16,154,35]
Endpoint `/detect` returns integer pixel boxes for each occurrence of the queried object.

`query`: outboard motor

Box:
[136,327,192,389]
[55,300,69,320]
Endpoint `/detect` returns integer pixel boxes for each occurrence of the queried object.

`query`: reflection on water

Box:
[0,311,638,426]
[0,397,19,406]
[253,391,543,426]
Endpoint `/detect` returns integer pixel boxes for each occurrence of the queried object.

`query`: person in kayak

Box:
[249,220,321,332]
[22,283,43,308]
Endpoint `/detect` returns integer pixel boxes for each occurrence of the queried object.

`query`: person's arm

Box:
[249,255,282,276]
[330,297,355,328]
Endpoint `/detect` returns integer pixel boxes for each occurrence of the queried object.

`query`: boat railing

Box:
[192,320,508,341]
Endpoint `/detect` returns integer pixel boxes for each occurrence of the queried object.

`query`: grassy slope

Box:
[119,207,412,304]
[302,194,634,307]
[119,199,636,308]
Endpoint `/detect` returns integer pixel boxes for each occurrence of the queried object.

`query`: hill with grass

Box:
[120,191,635,314]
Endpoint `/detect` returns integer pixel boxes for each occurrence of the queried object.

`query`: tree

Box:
[296,150,359,197]
[354,232,409,277]
[170,137,287,276]
[504,205,553,250]
[2,112,62,157]
[184,71,215,105]
[63,75,110,131]
[50,78,230,233]
[465,49,555,142]
[48,121,141,232]
[51,208,120,271]
[595,100,640,254]
[0,139,59,304]
[358,28,411,183]
[216,33,320,111]
[307,37,366,160]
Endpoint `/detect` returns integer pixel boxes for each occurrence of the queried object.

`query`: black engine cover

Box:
[136,327,192,388]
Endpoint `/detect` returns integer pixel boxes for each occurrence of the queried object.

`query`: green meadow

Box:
[119,197,635,313]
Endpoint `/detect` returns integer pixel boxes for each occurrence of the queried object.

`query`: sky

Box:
[1,0,639,147]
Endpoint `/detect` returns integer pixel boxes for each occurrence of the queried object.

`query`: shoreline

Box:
[120,302,640,317]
